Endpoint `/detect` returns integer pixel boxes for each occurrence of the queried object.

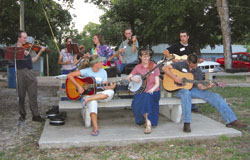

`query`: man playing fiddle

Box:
[118,27,139,73]
[16,30,45,122]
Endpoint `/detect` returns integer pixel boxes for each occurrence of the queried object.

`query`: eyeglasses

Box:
[141,55,150,58]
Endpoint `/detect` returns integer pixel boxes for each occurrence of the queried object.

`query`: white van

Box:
[198,61,223,73]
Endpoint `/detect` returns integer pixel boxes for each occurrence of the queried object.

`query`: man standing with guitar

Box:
[163,30,203,113]
[67,55,116,136]
[162,54,247,132]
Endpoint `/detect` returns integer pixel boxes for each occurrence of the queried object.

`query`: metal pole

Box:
[46,54,49,76]
[20,1,25,30]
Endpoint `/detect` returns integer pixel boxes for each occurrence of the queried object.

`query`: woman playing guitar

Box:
[67,55,116,136]
[126,48,160,134]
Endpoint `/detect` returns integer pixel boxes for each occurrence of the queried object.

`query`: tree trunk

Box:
[193,43,201,57]
[216,0,232,70]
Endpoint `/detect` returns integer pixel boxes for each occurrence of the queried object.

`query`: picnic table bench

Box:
[205,72,250,82]
[56,75,206,127]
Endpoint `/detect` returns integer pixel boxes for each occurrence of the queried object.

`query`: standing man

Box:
[162,54,247,132]
[118,27,139,73]
[16,30,45,122]
[163,30,202,112]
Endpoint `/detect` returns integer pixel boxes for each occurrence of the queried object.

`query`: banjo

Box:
[128,56,174,94]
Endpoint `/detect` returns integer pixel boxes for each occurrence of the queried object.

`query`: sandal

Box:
[144,125,151,134]
[144,120,152,134]
[91,130,99,136]
[81,97,86,109]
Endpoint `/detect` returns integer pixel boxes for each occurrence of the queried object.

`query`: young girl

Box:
[67,55,116,136]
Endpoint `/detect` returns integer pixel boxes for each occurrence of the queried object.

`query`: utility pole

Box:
[20,1,25,30]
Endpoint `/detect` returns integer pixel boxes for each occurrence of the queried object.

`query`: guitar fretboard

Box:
[83,80,127,89]
[182,78,222,87]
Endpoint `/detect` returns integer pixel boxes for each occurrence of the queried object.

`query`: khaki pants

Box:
[17,68,40,117]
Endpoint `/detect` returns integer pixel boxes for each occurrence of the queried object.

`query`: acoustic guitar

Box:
[66,77,128,100]
[163,69,225,91]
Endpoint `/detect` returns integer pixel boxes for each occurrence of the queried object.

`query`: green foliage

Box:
[80,22,101,52]
[88,0,250,51]
[0,0,83,76]
[0,0,72,45]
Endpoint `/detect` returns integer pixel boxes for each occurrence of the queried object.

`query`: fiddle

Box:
[23,42,51,53]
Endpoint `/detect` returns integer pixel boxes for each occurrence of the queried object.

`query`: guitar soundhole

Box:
[174,82,185,87]
[84,88,92,95]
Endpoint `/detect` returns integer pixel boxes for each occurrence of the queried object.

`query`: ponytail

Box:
[78,59,90,70]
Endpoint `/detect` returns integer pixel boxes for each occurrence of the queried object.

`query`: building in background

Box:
[151,44,247,63]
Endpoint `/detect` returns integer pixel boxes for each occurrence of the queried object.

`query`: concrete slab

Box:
[39,107,241,149]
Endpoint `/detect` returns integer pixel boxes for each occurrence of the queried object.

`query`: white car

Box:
[198,61,223,73]
[198,61,224,79]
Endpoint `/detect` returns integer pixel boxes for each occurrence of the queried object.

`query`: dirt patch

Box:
[0,86,59,151]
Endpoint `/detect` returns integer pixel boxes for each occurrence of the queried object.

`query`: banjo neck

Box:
[141,58,168,80]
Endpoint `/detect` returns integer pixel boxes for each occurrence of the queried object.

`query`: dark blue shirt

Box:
[172,61,203,87]
[16,54,33,69]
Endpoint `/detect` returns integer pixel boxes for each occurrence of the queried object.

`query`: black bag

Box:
[105,66,118,77]
[46,105,59,119]
[124,63,137,75]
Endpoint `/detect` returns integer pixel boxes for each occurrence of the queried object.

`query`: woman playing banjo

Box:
[126,49,160,134]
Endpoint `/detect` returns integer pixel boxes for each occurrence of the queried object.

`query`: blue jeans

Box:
[176,88,237,124]
[61,68,76,75]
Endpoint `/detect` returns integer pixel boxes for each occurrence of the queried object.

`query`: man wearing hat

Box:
[67,55,116,136]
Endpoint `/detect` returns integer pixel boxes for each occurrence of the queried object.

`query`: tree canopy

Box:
[86,0,250,53]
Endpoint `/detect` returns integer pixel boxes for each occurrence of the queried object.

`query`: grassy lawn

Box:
[0,87,249,160]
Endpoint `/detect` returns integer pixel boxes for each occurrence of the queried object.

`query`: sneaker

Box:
[183,123,191,133]
[226,120,247,128]
[32,116,45,122]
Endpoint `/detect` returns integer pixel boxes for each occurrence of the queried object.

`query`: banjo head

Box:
[128,75,142,92]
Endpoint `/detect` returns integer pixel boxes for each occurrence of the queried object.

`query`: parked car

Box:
[216,52,250,72]
[198,61,223,73]
[198,61,223,79]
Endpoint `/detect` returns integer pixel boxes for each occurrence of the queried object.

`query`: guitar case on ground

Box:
[49,111,67,126]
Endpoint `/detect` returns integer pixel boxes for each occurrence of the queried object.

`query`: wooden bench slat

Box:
[59,98,206,110]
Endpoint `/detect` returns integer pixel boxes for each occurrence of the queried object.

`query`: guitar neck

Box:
[89,81,117,88]
[183,78,218,86]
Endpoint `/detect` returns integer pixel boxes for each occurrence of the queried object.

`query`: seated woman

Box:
[67,55,116,136]
[91,34,122,67]
[126,49,160,134]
